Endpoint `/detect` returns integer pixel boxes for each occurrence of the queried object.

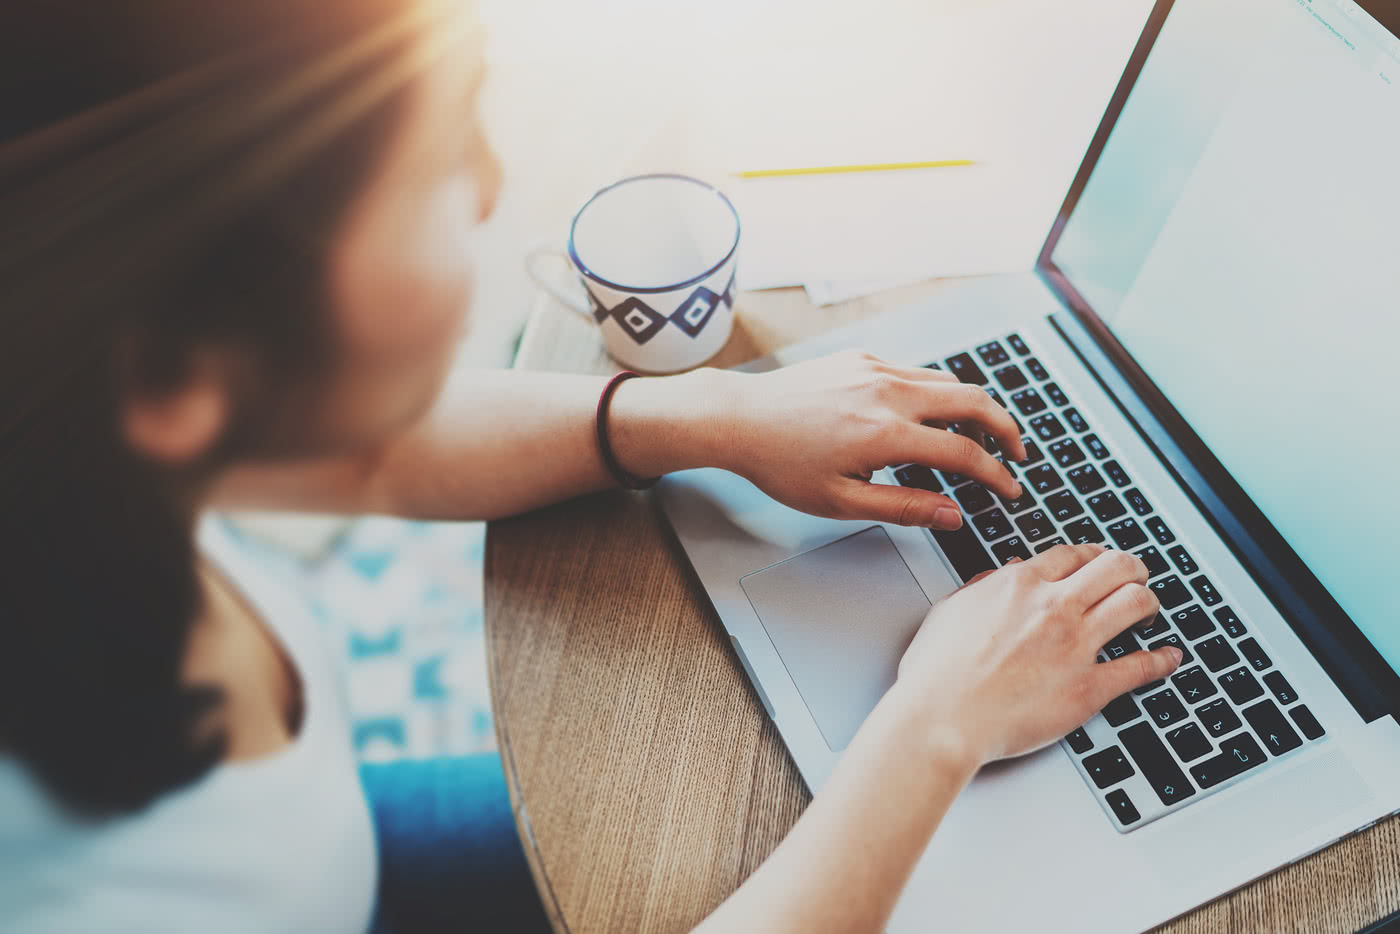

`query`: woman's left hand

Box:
[706,350,1026,530]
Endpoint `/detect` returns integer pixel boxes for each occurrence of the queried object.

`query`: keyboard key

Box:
[1190,732,1266,789]
[1219,666,1265,705]
[1044,382,1069,406]
[1007,333,1031,356]
[1024,464,1062,494]
[1149,634,1192,664]
[1044,490,1084,522]
[1083,746,1135,789]
[1196,636,1240,672]
[1135,546,1169,578]
[1125,488,1153,517]
[1142,688,1188,727]
[1242,700,1302,756]
[1238,638,1272,672]
[1171,665,1218,704]
[932,525,996,582]
[923,361,943,370]
[1134,679,1166,696]
[1102,693,1142,727]
[1214,606,1247,639]
[994,364,1029,391]
[1105,789,1140,826]
[1166,722,1212,762]
[1084,434,1111,460]
[1063,517,1104,545]
[1146,516,1175,545]
[1023,357,1049,382]
[1063,407,1090,434]
[1015,509,1057,542]
[1136,612,1171,640]
[1103,628,1140,660]
[1190,575,1222,606]
[977,341,1011,367]
[1034,537,1067,553]
[1167,545,1198,575]
[973,509,1014,542]
[1030,413,1066,441]
[1067,464,1106,495]
[984,387,1008,409]
[1104,460,1132,488]
[942,466,971,486]
[945,352,988,385]
[1020,439,1044,464]
[1050,438,1086,467]
[1198,699,1243,737]
[954,484,995,515]
[1011,388,1047,416]
[1263,671,1298,706]
[1088,491,1127,522]
[998,487,1037,514]
[1065,727,1093,754]
[894,465,943,492]
[992,536,1032,564]
[1119,722,1195,806]
[1149,576,1192,609]
[1107,518,1148,550]
[1172,606,1215,640]
[1289,705,1325,740]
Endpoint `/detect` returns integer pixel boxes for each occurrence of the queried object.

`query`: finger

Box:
[909,383,1026,461]
[1091,646,1183,705]
[837,479,965,529]
[890,364,961,384]
[1024,542,1105,581]
[1061,548,1150,610]
[902,426,1022,500]
[1082,581,1160,645]
[962,567,1001,586]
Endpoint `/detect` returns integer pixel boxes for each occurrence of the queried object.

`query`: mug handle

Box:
[524,244,594,319]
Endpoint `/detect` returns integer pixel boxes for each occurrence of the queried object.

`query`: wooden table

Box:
[484,284,1400,934]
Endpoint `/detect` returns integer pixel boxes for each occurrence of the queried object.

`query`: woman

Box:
[0,1,1179,931]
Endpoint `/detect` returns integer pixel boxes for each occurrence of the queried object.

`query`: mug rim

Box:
[567,174,741,295]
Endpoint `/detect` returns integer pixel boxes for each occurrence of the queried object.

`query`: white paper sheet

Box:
[606,0,1155,293]
[482,0,1158,299]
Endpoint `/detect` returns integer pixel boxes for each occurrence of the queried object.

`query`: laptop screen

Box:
[1050,0,1400,667]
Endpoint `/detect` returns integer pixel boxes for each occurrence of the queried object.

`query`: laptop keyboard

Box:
[891,332,1327,832]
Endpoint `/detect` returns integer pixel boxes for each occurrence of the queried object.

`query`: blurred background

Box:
[227,0,1155,764]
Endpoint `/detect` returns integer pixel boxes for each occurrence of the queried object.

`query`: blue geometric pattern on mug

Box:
[585,269,737,345]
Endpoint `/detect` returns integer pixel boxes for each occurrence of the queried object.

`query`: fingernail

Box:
[1166,647,1184,665]
[934,506,962,529]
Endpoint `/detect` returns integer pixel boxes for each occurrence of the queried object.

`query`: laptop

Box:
[656,0,1400,930]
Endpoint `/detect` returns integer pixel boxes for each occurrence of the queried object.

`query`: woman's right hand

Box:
[893,543,1181,768]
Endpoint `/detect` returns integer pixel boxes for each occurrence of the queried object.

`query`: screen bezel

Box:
[1034,0,1400,720]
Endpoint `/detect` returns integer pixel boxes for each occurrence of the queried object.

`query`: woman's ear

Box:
[121,352,232,465]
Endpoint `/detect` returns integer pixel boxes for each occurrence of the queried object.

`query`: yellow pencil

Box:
[734,159,975,179]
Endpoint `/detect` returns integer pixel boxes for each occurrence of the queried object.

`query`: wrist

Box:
[879,681,985,784]
[605,368,744,479]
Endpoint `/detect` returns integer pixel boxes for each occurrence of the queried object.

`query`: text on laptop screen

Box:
[1051,0,1400,667]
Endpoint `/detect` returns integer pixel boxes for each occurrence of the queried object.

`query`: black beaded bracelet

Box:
[595,371,660,490]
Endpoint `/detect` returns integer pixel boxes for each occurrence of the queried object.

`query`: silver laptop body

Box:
[658,0,1400,930]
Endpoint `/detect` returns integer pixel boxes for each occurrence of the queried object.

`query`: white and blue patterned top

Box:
[0,517,378,934]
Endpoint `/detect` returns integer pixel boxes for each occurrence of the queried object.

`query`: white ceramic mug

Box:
[526,174,740,374]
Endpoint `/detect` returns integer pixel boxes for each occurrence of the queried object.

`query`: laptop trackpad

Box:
[739,527,932,751]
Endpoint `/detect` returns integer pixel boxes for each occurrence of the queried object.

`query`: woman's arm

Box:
[213,351,1025,528]
[695,545,1182,933]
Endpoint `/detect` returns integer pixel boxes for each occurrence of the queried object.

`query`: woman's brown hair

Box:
[0,0,463,814]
